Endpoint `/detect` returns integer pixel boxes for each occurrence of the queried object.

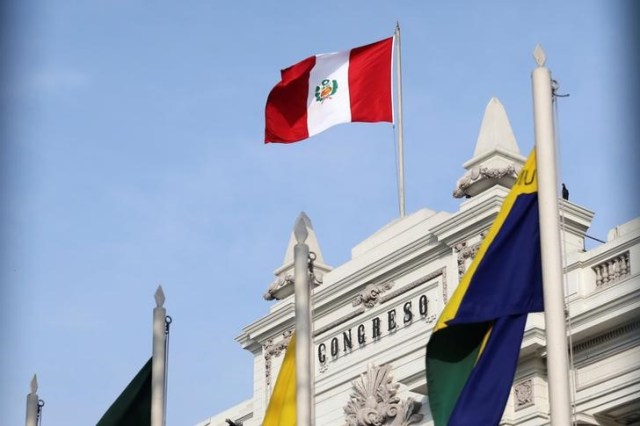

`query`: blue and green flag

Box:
[426,151,543,425]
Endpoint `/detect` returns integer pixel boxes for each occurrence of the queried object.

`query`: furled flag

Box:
[265,37,393,143]
[97,358,152,426]
[262,334,296,425]
[426,151,544,425]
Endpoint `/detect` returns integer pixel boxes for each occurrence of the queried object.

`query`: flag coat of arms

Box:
[426,151,544,425]
[265,37,393,143]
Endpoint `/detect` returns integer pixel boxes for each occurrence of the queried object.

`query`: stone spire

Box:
[453,97,526,198]
[263,212,332,301]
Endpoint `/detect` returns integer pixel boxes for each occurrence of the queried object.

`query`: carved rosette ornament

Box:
[344,364,423,426]
[352,282,395,309]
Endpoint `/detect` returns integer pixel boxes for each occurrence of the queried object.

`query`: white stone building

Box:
[197,98,640,426]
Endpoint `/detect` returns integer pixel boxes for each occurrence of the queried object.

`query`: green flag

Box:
[97,358,152,426]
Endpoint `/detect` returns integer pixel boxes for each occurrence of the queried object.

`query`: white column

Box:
[531,44,572,425]
[152,286,167,426]
[25,375,38,426]
[294,213,313,426]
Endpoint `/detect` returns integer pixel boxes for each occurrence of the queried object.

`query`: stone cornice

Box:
[519,323,547,357]
[235,303,295,352]
[462,145,526,170]
[379,268,445,305]
[558,199,595,235]
[313,233,445,317]
[430,193,504,245]
[573,233,640,271]
[572,319,640,359]
[568,279,640,342]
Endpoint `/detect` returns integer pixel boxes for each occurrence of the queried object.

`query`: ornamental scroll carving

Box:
[352,282,395,309]
[454,231,487,280]
[263,275,295,301]
[453,164,517,198]
[343,364,423,426]
[263,330,293,388]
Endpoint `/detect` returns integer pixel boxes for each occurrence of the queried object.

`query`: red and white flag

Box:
[265,37,394,143]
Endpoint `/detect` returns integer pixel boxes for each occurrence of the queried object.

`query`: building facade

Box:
[197,98,640,426]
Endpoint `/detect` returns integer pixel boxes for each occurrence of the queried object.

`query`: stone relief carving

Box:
[263,257,324,301]
[440,267,448,304]
[344,364,423,426]
[453,164,517,198]
[454,232,487,280]
[263,329,293,388]
[263,275,295,301]
[513,379,534,410]
[352,282,395,309]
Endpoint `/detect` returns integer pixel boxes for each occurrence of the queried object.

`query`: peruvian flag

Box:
[265,37,394,143]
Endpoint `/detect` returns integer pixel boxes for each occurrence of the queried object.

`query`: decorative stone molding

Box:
[343,364,423,426]
[454,232,487,281]
[593,251,630,287]
[379,268,444,305]
[513,379,534,410]
[263,264,324,301]
[440,267,449,304]
[573,320,640,354]
[352,282,395,309]
[263,275,295,301]
[453,165,517,198]
[263,330,293,388]
[314,306,366,337]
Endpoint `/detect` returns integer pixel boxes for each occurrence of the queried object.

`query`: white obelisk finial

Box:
[533,44,546,67]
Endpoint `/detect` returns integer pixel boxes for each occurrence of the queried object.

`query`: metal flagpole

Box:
[152,286,167,426]
[395,22,406,218]
[25,375,38,426]
[293,213,313,425]
[531,44,572,425]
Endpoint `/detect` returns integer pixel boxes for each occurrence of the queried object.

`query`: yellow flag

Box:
[263,334,296,425]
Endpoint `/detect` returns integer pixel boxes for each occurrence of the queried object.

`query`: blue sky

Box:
[1,1,638,425]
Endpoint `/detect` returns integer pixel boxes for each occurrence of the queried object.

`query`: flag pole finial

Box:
[30,374,38,394]
[154,285,165,307]
[533,44,546,67]
[294,213,309,244]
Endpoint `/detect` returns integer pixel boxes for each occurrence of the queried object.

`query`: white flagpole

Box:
[25,375,38,426]
[152,286,167,426]
[293,213,313,426]
[395,23,406,218]
[531,44,572,425]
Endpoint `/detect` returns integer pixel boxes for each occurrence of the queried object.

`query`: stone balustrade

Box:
[593,251,630,287]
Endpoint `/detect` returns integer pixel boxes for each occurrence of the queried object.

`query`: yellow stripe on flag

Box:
[263,334,296,426]
[434,150,538,333]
